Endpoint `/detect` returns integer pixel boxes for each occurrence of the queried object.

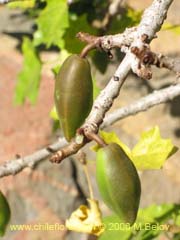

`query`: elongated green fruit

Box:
[54,54,93,141]
[0,191,11,236]
[96,143,141,225]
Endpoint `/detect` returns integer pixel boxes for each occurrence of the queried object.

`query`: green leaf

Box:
[63,14,97,53]
[131,126,178,170]
[134,204,180,239]
[0,191,11,236]
[137,204,176,224]
[126,7,142,24]
[15,37,42,104]
[33,0,69,48]
[162,22,180,35]
[91,131,131,157]
[7,0,35,9]
[50,106,60,132]
[50,106,59,121]
[93,78,100,100]
[99,215,132,240]
[99,204,180,240]
[175,213,180,226]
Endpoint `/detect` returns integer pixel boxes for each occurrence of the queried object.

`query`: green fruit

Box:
[96,143,141,225]
[54,54,93,141]
[0,191,11,236]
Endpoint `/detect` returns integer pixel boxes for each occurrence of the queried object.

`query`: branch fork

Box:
[50,0,175,164]
[1,0,179,177]
[50,127,106,164]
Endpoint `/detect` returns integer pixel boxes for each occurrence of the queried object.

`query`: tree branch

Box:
[158,56,180,75]
[0,0,9,3]
[0,138,66,178]
[131,47,180,75]
[0,0,175,177]
[76,27,137,53]
[1,83,179,178]
[102,83,180,128]
[84,0,174,129]
[50,0,174,163]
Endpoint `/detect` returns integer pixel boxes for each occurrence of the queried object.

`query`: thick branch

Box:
[84,0,173,128]
[1,83,180,178]
[58,0,173,161]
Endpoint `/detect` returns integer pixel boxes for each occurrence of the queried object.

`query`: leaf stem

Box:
[83,164,94,200]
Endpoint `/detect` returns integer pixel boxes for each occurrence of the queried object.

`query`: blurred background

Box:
[0,0,180,239]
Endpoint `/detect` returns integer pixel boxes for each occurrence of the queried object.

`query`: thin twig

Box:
[102,83,180,128]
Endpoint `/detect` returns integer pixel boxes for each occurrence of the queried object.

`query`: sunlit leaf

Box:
[162,22,180,35]
[14,37,42,104]
[93,78,100,100]
[131,126,178,170]
[34,0,69,48]
[50,106,59,121]
[7,0,35,9]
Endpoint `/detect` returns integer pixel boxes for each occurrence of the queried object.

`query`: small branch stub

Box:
[50,140,86,164]
[49,129,107,164]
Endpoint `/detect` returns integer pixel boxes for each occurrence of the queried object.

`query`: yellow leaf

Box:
[162,22,180,35]
[8,0,35,9]
[50,106,59,120]
[131,126,178,170]
[66,198,104,236]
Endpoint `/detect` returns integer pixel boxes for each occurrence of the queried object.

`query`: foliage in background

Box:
[15,37,41,104]
[7,0,35,9]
